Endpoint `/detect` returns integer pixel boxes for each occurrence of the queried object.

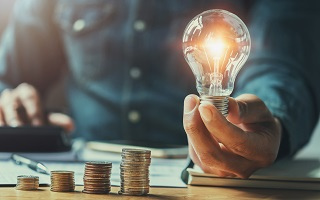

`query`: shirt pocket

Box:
[54,0,124,82]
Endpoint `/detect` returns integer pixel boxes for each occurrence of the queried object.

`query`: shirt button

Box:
[133,20,146,32]
[73,19,86,32]
[128,110,141,123]
[130,67,142,79]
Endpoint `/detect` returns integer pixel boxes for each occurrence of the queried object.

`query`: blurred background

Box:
[0,0,15,36]
[0,0,319,157]
[0,0,67,112]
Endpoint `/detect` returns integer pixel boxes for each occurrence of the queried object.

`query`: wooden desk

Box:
[1,186,320,199]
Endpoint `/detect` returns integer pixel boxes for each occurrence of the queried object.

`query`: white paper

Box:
[0,151,187,187]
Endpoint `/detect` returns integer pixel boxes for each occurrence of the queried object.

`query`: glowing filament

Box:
[205,38,225,58]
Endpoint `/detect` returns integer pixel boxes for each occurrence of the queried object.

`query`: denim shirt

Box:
[0,0,319,155]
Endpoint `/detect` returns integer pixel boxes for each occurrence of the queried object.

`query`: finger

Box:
[16,83,44,126]
[227,94,273,125]
[188,137,235,177]
[48,113,74,133]
[183,95,222,162]
[0,106,6,126]
[183,95,238,175]
[199,101,246,146]
[185,95,258,178]
[199,102,273,161]
[187,136,201,166]
[0,89,23,126]
[218,143,256,178]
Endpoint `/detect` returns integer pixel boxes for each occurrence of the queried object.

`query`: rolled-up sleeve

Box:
[233,0,320,157]
[0,0,65,94]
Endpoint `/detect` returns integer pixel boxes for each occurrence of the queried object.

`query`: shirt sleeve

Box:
[233,0,320,158]
[0,0,65,94]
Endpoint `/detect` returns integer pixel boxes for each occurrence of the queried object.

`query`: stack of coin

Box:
[16,175,39,190]
[50,171,75,192]
[83,161,112,194]
[119,148,151,196]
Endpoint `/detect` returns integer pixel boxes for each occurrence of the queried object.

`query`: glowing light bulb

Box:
[205,38,225,58]
[182,9,251,116]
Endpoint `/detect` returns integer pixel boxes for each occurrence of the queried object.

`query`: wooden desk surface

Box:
[1,186,320,200]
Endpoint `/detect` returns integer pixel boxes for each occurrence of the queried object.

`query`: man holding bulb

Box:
[0,0,319,179]
[184,94,282,178]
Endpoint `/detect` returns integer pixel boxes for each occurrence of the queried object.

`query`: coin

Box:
[83,161,112,194]
[119,148,151,196]
[50,171,75,192]
[118,190,149,196]
[83,189,111,194]
[16,175,39,190]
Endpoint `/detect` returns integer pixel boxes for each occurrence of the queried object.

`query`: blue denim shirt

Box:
[0,0,319,155]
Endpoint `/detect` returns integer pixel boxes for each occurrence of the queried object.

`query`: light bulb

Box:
[182,9,251,116]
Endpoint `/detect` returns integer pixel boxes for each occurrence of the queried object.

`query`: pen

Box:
[11,154,50,175]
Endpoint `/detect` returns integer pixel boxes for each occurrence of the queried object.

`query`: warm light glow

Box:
[204,38,225,58]
[183,9,251,102]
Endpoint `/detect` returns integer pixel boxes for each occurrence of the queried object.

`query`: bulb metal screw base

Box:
[200,96,229,117]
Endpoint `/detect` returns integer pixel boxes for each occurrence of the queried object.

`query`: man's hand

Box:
[183,94,282,178]
[0,83,74,132]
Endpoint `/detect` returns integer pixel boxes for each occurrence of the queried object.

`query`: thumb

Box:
[48,113,74,133]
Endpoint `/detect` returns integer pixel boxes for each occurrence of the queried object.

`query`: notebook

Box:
[187,159,320,190]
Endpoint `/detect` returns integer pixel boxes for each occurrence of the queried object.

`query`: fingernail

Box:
[199,104,212,122]
[9,119,21,127]
[184,95,197,114]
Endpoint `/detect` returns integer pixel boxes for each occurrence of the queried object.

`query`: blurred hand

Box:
[183,94,282,178]
[0,83,74,132]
